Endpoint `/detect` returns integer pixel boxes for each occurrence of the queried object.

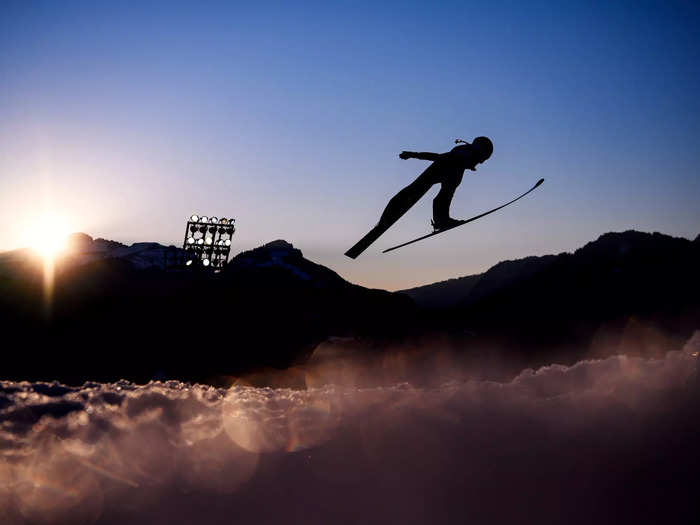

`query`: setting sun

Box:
[24,212,71,258]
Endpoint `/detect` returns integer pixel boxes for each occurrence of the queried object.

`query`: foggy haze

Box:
[1,333,698,524]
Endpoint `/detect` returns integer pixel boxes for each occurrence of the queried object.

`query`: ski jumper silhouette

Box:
[345,136,493,259]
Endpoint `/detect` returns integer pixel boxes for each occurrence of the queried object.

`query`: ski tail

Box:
[345,183,432,258]
[345,224,387,259]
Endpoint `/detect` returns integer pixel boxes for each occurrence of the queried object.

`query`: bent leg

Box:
[432,178,460,224]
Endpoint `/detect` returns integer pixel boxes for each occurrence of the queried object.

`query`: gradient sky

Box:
[1,1,699,290]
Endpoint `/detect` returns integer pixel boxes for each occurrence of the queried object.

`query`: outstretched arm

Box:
[399,151,443,161]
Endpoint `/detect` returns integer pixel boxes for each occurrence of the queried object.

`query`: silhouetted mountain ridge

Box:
[400,274,484,309]
[0,236,415,385]
[227,239,355,289]
[402,230,698,312]
[0,233,182,275]
[1,229,697,384]
[460,231,697,360]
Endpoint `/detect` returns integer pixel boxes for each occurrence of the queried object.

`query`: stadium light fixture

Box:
[182,214,236,271]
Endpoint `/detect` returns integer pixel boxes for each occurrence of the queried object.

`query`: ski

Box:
[383,178,544,254]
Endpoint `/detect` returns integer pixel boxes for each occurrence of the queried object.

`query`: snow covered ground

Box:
[1,335,698,524]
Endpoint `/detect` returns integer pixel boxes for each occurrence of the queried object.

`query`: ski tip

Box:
[535,178,545,187]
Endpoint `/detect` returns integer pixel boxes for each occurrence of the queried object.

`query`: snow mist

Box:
[1,334,698,524]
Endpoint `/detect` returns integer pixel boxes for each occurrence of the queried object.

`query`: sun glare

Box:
[25,213,71,259]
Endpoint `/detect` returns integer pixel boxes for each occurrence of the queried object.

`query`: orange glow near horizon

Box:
[22,212,72,317]
[24,212,71,259]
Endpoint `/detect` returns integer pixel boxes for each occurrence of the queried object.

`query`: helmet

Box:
[472,136,493,161]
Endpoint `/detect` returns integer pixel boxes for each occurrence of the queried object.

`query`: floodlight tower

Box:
[182,214,236,270]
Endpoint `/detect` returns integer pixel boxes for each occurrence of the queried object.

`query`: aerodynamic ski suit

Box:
[378,143,480,228]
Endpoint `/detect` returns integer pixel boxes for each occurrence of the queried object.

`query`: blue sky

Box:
[1,1,698,289]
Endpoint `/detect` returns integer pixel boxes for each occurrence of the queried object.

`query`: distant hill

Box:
[401,230,700,362]
[461,230,699,316]
[0,237,415,385]
[400,254,557,310]
[400,273,484,309]
[403,230,699,309]
[1,230,697,384]
[0,233,183,275]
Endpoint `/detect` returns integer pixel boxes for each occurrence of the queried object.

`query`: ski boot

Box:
[431,217,463,231]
